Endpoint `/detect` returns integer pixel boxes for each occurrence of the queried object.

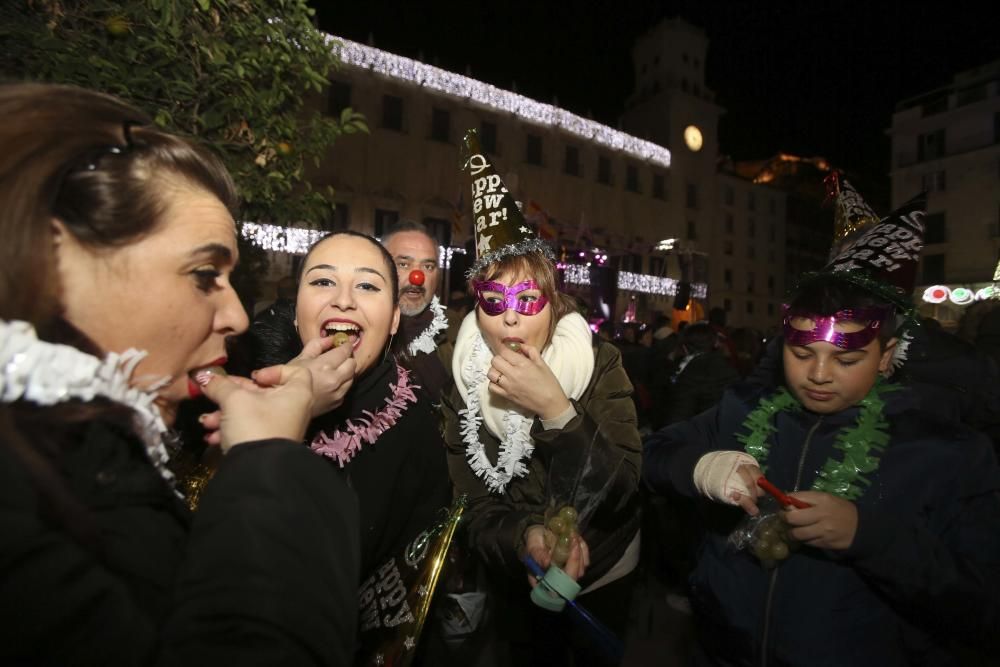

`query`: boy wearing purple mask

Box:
[644,180,1000,666]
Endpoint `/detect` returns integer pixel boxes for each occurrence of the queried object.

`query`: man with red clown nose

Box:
[381,220,454,401]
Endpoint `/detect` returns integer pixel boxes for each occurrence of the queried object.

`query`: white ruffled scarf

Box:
[0,319,173,484]
[452,311,595,493]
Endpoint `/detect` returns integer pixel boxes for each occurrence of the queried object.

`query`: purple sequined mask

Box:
[473,280,549,316]
[782,305,892,350]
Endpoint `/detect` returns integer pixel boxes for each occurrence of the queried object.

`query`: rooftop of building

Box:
[328,34,672,169]
[894,59,1000,114]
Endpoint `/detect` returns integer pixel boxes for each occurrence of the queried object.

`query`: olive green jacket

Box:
[442,339,642,587]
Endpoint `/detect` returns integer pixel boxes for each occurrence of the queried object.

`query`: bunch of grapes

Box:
[750,513,798,569]
[544,506,578,568]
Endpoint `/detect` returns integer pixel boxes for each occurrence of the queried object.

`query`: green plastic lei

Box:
[735,380,897,500]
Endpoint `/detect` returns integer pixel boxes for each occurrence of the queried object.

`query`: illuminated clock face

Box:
[684,125,703,152]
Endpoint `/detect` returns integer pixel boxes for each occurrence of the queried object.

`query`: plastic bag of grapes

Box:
[541,429,626,569]
[727,496,800,569]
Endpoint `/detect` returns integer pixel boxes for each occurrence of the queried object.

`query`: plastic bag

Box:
[541,429,625,568]
[727,495,800,569]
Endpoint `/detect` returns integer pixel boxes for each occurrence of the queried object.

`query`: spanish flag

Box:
[526,200,558,240]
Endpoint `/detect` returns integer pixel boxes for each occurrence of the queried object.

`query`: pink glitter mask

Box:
[782,305,892,350]
[473,280,549,316]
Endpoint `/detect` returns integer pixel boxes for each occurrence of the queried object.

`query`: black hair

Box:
[788,279,897,345]
[381,220,436,248]
[680,322,717,354]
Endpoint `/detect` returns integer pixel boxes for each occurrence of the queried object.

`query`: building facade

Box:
[254,19,788,330]
[714,170,787,330]
[888,60,1000,326]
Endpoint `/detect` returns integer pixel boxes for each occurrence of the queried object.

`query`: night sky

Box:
[312,1,998,202]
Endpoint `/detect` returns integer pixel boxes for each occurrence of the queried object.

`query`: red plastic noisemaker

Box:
[757,476,811,509]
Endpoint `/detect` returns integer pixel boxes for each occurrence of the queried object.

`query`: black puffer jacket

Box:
[0,419,360,666]
[663,349,741,425]
[643,381,1000,666]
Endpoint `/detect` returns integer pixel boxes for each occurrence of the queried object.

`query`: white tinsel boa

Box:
[452,311,594,493]
[0,319,173,483]
[407,296,449,356]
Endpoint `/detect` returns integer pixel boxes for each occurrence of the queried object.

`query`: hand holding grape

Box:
[523,505,590,584]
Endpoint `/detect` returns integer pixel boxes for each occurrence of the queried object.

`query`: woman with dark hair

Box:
[0,83,358,665]
[259,230,451,581]
[441,132,641,666]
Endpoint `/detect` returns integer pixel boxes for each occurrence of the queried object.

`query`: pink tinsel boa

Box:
[310,362,419,467]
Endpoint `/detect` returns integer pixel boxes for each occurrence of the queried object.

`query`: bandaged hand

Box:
[693,451,763,515]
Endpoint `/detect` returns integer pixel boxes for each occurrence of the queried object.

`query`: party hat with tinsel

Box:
[800,188,927,311]
[826,171,880,260]
[462,129,554,276]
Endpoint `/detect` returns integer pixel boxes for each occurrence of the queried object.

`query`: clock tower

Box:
[620,17,724,296]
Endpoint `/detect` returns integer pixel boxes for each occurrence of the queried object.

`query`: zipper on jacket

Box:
[758,415,823,667]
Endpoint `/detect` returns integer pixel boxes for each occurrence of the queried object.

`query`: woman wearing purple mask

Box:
[440,131,641,666]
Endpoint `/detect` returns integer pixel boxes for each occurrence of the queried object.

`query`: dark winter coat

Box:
[663,349,741,426]
[0,418,360,666]
[311,358,451,580]
[396,306,455,404]
[643,381,1000,666]
[442,339,642,588]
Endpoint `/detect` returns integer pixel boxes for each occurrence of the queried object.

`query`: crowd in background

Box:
[601,307,769,435]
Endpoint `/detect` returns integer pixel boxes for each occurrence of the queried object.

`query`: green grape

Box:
[757,527,777,542]
[753,540,771,560]
[557,534,572,549]
[547,516,567,535]
[769,541,790,560]
[552,544,570,566]
[558,506,578,524]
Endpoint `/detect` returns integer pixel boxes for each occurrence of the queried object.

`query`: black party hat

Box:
[461,129,554,277]
[806,191,927,310]
[826,172,880,260]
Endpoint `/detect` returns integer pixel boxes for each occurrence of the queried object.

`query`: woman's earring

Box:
[383,333,395,362]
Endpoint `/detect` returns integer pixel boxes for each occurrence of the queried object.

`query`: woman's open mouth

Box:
[321,319,363,351]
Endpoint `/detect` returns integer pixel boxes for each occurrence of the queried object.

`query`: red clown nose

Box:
[408,269,425,286]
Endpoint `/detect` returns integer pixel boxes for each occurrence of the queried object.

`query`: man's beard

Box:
[399,287,430,317]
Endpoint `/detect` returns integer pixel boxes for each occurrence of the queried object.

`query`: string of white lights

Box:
[329,36,671,169]
[559,263,708,298]
[241,223,706,298]
[240,221,325,255]
[240,221,466,269]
